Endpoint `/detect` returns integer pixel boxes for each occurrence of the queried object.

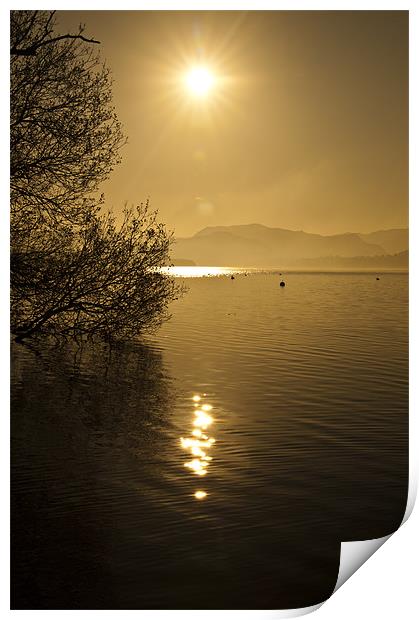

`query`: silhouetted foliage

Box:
[11,10,123,230]
[11,202,181,340]
[11,11,181,341]
[10,10,100,57]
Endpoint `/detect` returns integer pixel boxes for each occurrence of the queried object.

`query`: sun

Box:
[185,67,215,97]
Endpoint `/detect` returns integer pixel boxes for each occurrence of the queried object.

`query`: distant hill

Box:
[168,258,196,266]
[172,224,408,267]
[359,229,408,255]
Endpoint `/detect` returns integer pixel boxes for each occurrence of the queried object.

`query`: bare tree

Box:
[11,11,181,341]
[10,10,100,57]
[11,11,124,233]
[12,203,182,341]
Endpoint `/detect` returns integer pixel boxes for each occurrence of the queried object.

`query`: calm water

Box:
[11,270,408,609]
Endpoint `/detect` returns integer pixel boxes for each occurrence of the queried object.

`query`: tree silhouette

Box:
[11,11,181,341]
[11,11,123,230]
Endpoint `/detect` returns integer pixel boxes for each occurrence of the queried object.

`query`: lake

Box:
[11,269,409,609]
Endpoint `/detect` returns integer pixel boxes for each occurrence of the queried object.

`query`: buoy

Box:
[376,277,380,280]
[280,281,285,287]
[231,275,235,280]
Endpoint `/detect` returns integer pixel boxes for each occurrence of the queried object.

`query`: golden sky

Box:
[58,10,408,237]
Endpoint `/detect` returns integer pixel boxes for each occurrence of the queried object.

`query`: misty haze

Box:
[171,224,408,268]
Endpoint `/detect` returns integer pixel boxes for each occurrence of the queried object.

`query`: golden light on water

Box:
[184,458,209,475]
[194,491,207,500]
[185,67,215,97]
[181,393,217,499]
[191,446,206,458]
[181,436,214,449]
[193,411,214,429]
[160,266,234,278]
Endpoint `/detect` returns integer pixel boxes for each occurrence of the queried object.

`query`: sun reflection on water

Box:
[194,491,207,500]
[180,394,216,497]
[161,266,233,278]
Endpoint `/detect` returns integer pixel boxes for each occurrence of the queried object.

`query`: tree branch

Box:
[11,33,101,56]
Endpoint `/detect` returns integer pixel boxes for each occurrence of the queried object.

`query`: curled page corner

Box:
[272,603,324,618]
[227,603,324,619]
[333,475,416,596]
[401,474,417,525]
[333,534,391,593]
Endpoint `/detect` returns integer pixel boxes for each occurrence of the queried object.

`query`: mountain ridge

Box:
[173,224,408,267]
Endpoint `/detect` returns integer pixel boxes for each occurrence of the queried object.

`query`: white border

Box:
[2,2,416,618]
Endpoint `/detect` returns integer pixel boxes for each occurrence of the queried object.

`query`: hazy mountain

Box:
[172,224,408,267]
[359,229,408,255]
[170,258,196,266]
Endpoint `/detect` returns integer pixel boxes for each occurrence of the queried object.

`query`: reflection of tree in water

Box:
[11,338,175,610]
[12,338,173,455]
